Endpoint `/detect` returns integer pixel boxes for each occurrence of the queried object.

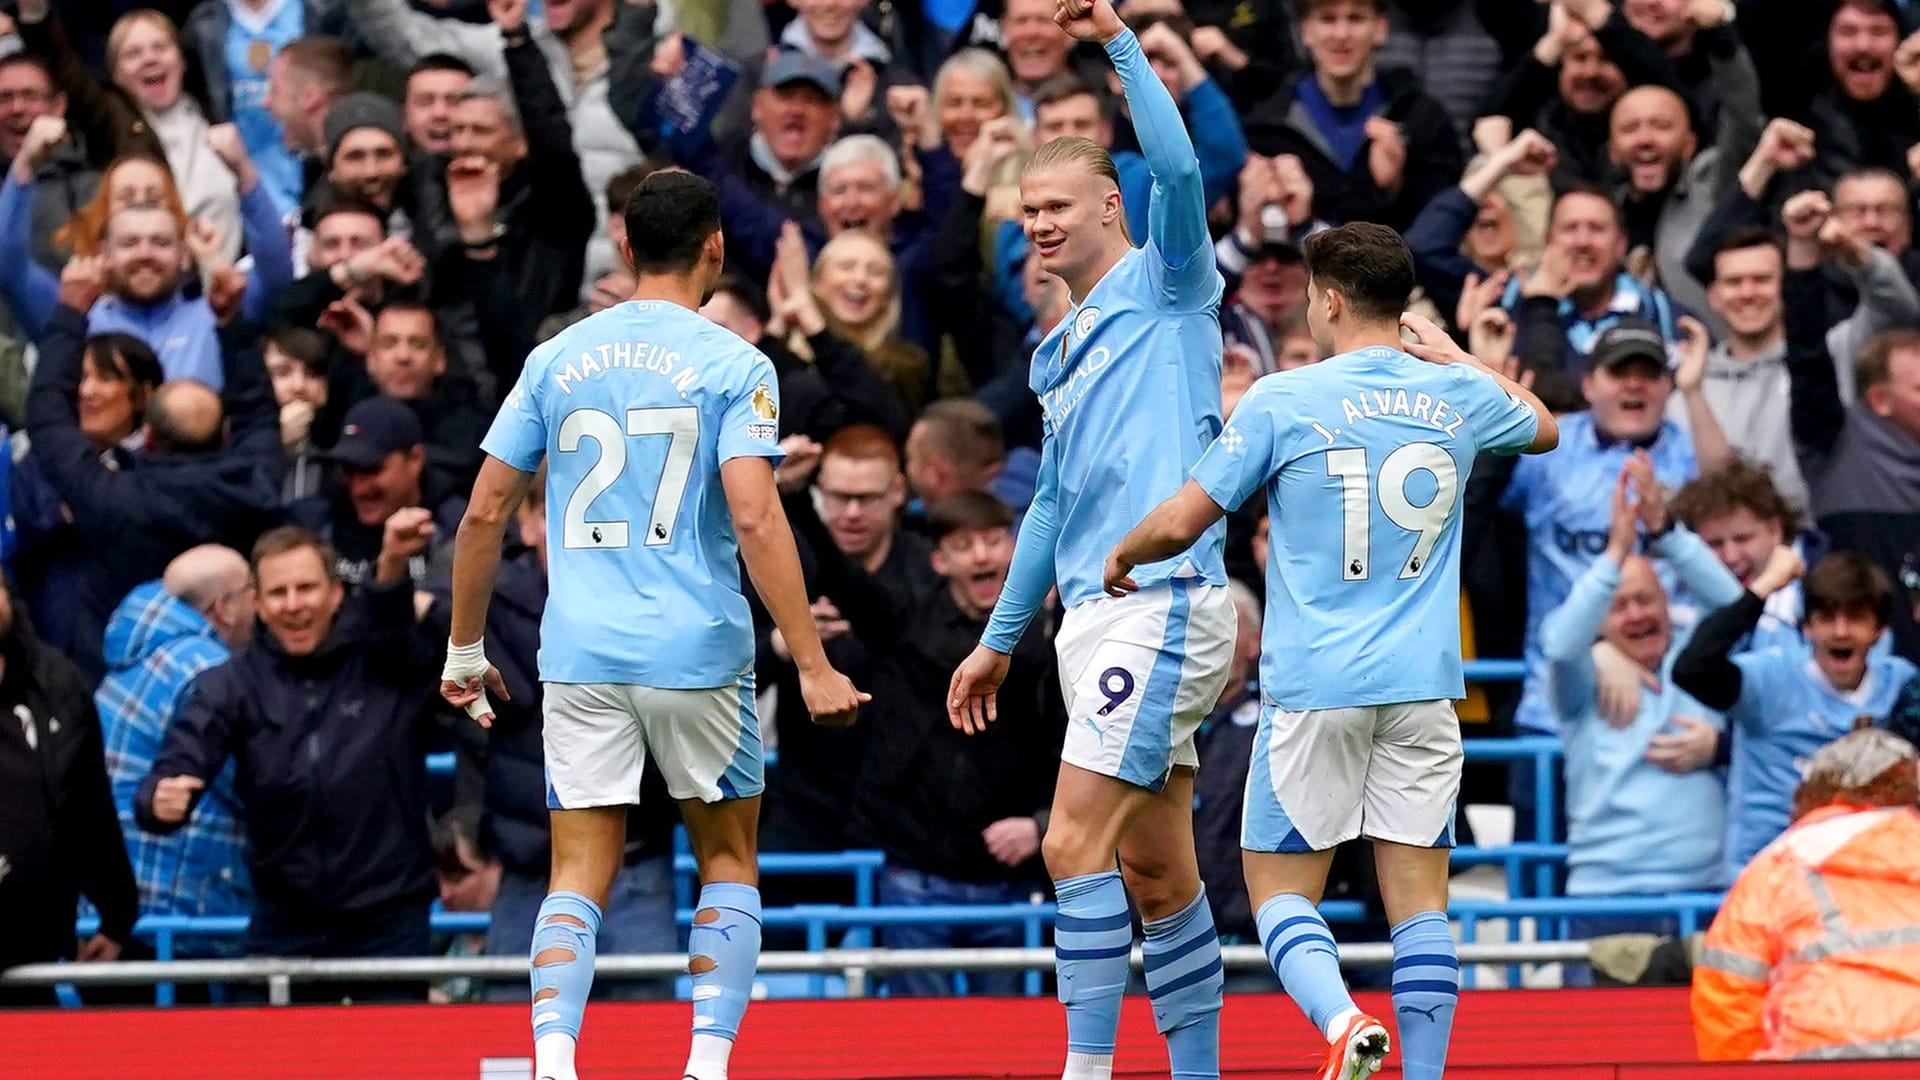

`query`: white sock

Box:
[533,1032,578,1080]
[1323,1005,1363,1043]
[682,1033,734,1080]
[1063,1051,1114,1079]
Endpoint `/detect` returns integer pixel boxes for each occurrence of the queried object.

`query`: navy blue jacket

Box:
[427,551,675,877]
[26,305,283,680]
[135,581,440,920]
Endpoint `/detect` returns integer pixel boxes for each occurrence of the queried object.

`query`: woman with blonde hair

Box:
[923,49,1018,166]
[767,223,929,416]
[880,49,1020,220]
[17,4,240,261]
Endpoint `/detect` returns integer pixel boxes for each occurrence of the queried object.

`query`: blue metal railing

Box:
[67,656,1668,1006]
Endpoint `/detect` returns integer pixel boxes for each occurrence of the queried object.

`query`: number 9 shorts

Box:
[1054,580,1235,792]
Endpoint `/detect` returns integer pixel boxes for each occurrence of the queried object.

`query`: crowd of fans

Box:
[3,0,1920,1036]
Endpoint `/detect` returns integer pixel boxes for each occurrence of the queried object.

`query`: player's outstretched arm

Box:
[442,454,532,727]
[722,456,870,727]
[1063,0,1208,277]
[1400,311,1559,453]
[955,440,1065,734]
[1104,480,1227,596]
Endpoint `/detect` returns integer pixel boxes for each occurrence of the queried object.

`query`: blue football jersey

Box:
[1722,648,1917,878]
[1190,347,1539,710]
[981,27,1228,652]
[482,300,785,688]
[1502,413,1698,731]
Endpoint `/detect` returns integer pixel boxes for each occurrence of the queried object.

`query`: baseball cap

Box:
[329,396,424,469]
[1589,317,1671,374]
[761,49,841,97]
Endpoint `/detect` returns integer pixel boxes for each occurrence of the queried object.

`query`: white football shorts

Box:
[542,678,764,808]
[1241,698,1463,852]
[1055,581,1235,792]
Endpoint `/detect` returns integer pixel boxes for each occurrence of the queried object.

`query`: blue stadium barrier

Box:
[74,890,1726,1003]
[81,657,1605,1005]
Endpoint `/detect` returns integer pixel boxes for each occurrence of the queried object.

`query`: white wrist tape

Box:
[443,639,493,720]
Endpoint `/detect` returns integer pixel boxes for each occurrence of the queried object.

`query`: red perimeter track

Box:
[2,988,1910,1078]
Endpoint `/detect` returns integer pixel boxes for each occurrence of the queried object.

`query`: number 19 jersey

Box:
[482,300,785,689]
[1189,346,1538,711]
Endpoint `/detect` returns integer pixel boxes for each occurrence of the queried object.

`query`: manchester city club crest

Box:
[1075,306,1100,339]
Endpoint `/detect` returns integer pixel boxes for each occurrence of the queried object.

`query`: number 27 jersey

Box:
[1189,346,1538,711]
[482,300,785,689]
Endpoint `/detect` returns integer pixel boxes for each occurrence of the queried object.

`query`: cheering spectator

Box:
[1480,317,1713,835]
[288,395,464,588]
[181,0,355,215]
[1241,0,1462,230]
[16,2,241,264]
[357,301,488,491]
[1406,128,1556,330]
[428,70,597,325]
[794,489,1064,996]
[919,49,1018,172]
[1784,234,1920,658]
[347,0,648,290]
[27,286,282,679]
[1675,550,1918,877]
[264,326,331,503]
[263,37,352,203]
[714,255,908,443]
[1694,727,1920,1061]
[703,51,842,222]
[1540,457,1739,967]
[10,331,162,659]
[796,228,930,414]
[1488,0,1660,184]
[95,546,255,944]
[1605,52,1762,331]
[0,579,136,1006]
[1803,0,1920,191]
[2,128,294,347]
[1666,229,1804,505]
[400,55,475,159]
[1001,0,1079,111]
[757,426,936,865]
[316,93,412,224]
[273,200,422,333]
[1671,462,1813,656]
[1502,183,1686,375]
[0,54,99,272]
[136,523,443,1003]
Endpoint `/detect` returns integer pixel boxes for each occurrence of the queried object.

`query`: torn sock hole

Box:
[694,908,719,925]
[543,913,589,930]
[534,947,576,967]
[533,988,559,1003]
[689,954,717,975]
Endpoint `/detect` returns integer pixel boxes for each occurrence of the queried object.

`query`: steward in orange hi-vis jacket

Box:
[1693,727,1920,1061]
